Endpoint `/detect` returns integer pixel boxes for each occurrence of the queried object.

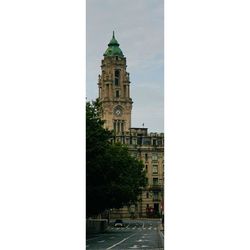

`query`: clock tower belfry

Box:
[98,31,133,133]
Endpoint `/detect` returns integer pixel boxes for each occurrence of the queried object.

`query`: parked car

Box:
[114,219,124,227]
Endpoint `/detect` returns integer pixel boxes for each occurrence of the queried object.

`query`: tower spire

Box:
[103,31,124,57]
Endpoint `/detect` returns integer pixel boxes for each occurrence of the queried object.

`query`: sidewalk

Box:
[158,223,164,247]
[158,223,164,233]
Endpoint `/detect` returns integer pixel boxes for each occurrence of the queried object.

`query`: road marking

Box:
[159,229,164,246]
[105,233,137,250]
[98,240,105,243]
[160,230,164,239]
[129,245,139,249]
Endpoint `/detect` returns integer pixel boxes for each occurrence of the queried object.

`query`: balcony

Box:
[153,197,161,202]
[148,184,163,191]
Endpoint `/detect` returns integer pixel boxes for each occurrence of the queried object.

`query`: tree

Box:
[86,100,146,217]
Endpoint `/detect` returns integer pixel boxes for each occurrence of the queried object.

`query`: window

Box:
[157,139,162,146]
[145,165,148,172]
[142,137,151,145]
[115,70,120,85]
[125,137,129,144]
[145,153,148,161]
[153,178,158,185]
[152,154,158,161]
[113,120,116,132]
[117,120,120,133]
[116,90,119,98]
[152,165,158,174]
[153,191,158,200]
[121,122,124,132]
[154,203,159,212]
[132,137,137,145]
[146,192,149,198]
[137,136,142,145]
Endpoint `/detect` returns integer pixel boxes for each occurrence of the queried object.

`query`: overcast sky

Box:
[86,0,164,132]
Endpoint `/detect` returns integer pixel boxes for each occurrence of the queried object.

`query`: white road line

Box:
[129,245,139,249]
[159,229,164,246]
[105,233,137,250]
[160,230,164,239]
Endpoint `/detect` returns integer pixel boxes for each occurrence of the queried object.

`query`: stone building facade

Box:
[98,32,164,218]
[98,31,132,132]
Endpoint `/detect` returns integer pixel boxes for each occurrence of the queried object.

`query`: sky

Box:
[86,0,164,132]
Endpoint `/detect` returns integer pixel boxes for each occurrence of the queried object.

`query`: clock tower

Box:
[98,32,133,133]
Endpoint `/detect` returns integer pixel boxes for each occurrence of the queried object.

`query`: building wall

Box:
[110,128,164,218]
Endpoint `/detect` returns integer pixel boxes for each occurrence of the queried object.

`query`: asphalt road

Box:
[86,219,164,250]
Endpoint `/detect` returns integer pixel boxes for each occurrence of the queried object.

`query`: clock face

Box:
[114,107,122,116]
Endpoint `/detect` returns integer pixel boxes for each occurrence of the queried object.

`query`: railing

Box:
[148,184,163,190]
[153,197,161,202]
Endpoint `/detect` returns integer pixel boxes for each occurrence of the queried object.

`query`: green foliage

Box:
[86,100,146,217]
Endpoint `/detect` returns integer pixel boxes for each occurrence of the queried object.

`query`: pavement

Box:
[158,223,164,231]
[158,223,164,246]
[86,219,164,249]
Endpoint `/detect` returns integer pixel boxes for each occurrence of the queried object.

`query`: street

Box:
[86,219,164,250]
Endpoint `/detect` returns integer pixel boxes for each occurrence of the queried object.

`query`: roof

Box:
[103,31,124,58]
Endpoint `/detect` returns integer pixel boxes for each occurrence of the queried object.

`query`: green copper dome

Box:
[103,31,124,58]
